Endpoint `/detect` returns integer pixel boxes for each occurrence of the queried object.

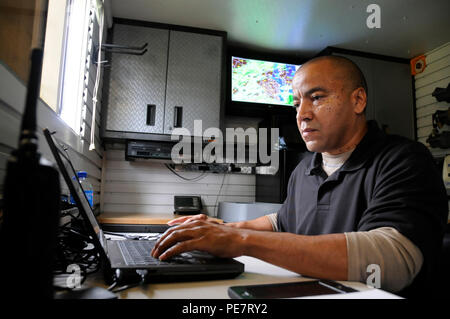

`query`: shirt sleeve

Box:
[356,142,447,290]
[345,227,423,293]
[266,213,279,232]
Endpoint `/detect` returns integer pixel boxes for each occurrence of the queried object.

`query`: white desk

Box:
[87,256,385,299]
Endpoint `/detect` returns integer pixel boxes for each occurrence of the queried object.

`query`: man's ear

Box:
[352,87,367,114]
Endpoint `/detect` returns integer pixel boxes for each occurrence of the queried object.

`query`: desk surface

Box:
[98,212,177,224]
[87,256,376,299]
[97,212,224,225]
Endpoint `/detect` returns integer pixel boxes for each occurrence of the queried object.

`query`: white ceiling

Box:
[111,0,450,59]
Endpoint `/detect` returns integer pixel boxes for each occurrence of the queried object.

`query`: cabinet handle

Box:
[146,104,156,126]
[173,106,183,128]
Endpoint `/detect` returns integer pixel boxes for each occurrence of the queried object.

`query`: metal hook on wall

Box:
[92,42,148,66]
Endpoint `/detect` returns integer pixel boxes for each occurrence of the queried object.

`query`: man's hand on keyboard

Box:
[151,219,247,261]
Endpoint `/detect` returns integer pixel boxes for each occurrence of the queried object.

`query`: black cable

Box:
[110,283,142,293]
[53,208,101,290]
[164,163,207,181]
[107,270,148,293]
[214,171,227,217]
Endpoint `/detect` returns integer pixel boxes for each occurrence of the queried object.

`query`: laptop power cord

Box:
[107,269,148,294]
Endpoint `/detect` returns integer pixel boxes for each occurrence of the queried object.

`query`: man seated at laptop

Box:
[152,56,448,298]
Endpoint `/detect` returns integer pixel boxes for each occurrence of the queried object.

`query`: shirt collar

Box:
[305,120,385,176]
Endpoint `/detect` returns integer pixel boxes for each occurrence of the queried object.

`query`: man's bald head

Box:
[296,55,368,98]
[292,54,369,154]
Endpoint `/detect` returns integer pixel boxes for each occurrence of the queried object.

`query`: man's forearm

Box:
[226,215,274,231]
[241,230,348,280]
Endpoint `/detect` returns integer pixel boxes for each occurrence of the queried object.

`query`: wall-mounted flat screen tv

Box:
[231,56,301,107]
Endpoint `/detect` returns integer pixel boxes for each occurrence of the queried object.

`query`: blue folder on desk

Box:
[44,128,244,285]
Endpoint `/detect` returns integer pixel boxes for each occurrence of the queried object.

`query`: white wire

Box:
[89,0,104,151]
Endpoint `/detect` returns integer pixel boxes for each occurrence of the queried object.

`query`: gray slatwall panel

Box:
[416,116,432,129]
[102,204,234,215]
[102,149,256,217]
[416,94,439,108]
[415,43,450,219]
[104,193,256,207]
[424,42,450,64]
[416,101,449,118]
[105,167,254,185]
[0,102,21,149]
[103,181,255,196]
[415,77,450,99]
[415,42,450,159]
[415,66,450,89]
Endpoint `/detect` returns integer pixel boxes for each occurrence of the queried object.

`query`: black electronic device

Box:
[228,280,357,299]
[427,130,450,149]
[125,140,176,161]
[432,83,450,103]
[432,109,450,129]
[426,108,450,148]
[174,196,203,215]
[0,48,60,299]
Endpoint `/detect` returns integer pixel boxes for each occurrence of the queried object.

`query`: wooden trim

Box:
[98,212,176,224]
[98,212,223,225]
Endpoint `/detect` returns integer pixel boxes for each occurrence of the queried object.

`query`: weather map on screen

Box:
[231,56,300,106]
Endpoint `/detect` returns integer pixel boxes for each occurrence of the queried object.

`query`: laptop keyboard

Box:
[117,240,160,266]
[117,240,213,266]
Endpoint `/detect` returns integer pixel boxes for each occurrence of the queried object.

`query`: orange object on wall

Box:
[410,55,427,75]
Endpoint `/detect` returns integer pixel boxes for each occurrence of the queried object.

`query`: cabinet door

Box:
[164,31,223,136]
[371,59,414,140]
[334,53,414,140]
[105,24,168,134]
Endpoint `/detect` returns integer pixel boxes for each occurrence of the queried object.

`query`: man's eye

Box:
[312,95,324,101]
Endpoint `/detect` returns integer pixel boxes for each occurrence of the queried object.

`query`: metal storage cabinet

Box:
[105,24,169,134]
[164,31,223,135]
[102,20,225,141]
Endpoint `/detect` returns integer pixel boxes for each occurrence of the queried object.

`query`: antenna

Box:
[18,49,43,158]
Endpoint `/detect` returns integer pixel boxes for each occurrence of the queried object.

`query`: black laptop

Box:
[43,128,244,285]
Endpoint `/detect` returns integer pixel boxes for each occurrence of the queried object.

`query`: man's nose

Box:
[296,100,313,122]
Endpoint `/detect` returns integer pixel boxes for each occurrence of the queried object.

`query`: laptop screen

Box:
[43,128,107,255]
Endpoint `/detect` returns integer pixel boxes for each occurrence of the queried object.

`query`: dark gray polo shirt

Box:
[276,120,448,297]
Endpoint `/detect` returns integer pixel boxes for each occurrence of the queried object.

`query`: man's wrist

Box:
[225,221,246,228]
